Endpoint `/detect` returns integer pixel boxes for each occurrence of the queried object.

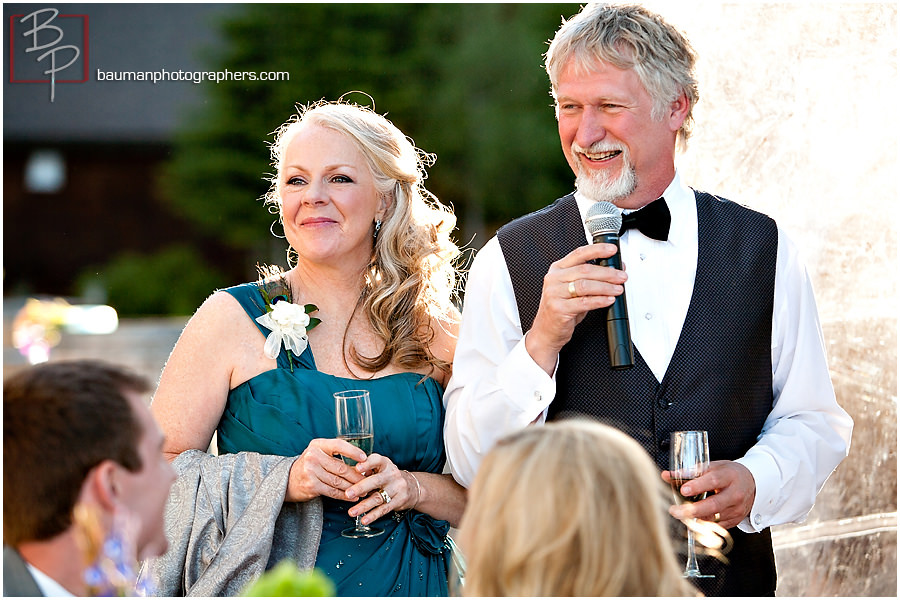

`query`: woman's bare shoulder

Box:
[186,288,251,330]
[164,288,263,374]
[433,304,461,341]
[428,307,460,386]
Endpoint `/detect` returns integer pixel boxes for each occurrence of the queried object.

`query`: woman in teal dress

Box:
[149,101,465,596]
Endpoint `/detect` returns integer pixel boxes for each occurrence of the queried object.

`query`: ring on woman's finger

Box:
[568,280,578,298]
[379,489,392,505]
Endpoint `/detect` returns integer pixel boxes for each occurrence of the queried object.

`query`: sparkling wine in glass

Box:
[670,430,714,579]
[334,390,383,538]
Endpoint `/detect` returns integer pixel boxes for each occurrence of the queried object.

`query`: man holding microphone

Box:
[443,3,852,595]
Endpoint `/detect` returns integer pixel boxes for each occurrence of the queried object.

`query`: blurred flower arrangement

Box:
[73,504,155,596]
[12,298,70,364]
[11,297,118,364]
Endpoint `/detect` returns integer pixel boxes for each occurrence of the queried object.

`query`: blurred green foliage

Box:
[240,561,335,597]
[161,3,581,263]
[76,245,226,317]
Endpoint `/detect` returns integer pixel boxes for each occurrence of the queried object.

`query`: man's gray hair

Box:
[545,3,699,150]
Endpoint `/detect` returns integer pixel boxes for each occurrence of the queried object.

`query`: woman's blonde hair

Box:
[459,419,697,597]
[264,100,460,375]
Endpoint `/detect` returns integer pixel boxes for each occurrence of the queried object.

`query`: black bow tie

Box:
[619,197,671,241]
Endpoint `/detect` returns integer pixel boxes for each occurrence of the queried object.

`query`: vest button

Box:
[656,396,672,409]
[658,437,670,451]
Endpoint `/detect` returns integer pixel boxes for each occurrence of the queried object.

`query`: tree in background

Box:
[161,3,581,272]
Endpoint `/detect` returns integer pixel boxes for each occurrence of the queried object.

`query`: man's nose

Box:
[576,108,608,148]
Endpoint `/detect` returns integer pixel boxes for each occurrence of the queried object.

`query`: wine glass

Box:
[446,537,467,596]
[334,389,384,538]
[670,430,714,579]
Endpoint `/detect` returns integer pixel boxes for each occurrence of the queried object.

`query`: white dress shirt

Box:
[27,562,75,596]
[443,171,853,532]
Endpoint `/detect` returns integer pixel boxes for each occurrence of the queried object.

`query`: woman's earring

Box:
[269,217,286,240]
[374,219,382,240]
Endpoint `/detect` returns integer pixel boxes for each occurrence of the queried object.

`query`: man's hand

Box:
[525,243,627,375]
[662,460,756,530]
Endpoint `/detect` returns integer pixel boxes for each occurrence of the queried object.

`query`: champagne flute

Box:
[446,537,467,597]
[670,430,714,579]
[334,390,384,538]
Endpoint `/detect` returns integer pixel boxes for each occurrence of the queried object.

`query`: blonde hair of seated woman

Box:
[458,418,698,597]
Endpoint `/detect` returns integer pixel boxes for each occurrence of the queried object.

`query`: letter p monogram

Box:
[18,8,84,102]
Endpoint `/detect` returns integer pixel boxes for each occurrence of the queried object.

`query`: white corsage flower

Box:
[256,300,314,359]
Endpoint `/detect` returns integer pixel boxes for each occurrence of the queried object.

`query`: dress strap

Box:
[222,283,316,370]
[223,283,270,336]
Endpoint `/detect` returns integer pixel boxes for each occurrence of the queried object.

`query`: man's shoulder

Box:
[692,188,776,225]
[3,546,43,597]
[497,192,576,238]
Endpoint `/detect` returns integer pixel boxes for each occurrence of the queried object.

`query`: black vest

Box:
[497,191,778,596]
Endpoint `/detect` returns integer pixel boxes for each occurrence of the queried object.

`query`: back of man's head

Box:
[3,360,150,547]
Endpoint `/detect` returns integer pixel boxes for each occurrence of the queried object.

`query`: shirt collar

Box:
[573,170,696,247]
[26,562,75,596]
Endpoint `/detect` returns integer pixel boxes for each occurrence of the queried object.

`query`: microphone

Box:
[585,201,634,370]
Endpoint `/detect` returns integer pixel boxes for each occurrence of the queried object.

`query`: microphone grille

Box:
[585,201,623,236]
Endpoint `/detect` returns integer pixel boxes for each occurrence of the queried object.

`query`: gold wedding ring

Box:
[568,280,578,298]
[379,489,392,505]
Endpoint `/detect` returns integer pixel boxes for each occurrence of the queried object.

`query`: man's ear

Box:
[81,460,120,512]
[667,91,690,132]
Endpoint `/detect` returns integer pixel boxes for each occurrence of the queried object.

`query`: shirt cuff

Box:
[496,335,556,420]
[734,451,781,532]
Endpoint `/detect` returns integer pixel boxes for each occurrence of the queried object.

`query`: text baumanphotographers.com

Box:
[95,68,290,84]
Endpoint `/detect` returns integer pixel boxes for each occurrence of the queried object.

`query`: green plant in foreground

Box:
[240,561,335,597]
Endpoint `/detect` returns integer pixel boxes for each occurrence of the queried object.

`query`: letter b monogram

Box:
[19,8,82,102]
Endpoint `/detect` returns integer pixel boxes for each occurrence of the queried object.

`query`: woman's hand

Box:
[285,438,367,503]
[343,454,419,525]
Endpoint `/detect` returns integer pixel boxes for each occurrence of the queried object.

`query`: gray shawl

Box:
[143,450,323,596]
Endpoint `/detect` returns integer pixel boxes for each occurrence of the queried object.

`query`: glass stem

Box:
[684,524,701,577]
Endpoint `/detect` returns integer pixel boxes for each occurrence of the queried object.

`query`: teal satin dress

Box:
[217,283,451,596]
